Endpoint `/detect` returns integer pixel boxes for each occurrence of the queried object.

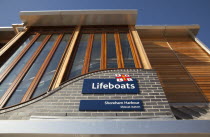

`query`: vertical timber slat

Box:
[115,32,124,68]
[127,32,142,68]
[129,25,152,69]
[82,34,94,74]
[0,28,28,56]
[100,33,107,70]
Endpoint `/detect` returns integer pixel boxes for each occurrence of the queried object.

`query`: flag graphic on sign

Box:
[115,74,133,82]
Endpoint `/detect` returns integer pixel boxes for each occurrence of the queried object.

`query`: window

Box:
[66,26,141,80]
[0,27,73,108]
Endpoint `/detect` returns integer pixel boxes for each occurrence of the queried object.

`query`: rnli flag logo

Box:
[115,74,133,82]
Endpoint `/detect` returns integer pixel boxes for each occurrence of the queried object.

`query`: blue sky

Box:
[1,0,210,48]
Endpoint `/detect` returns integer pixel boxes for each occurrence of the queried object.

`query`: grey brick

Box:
[88,97,99,99]
[150,99,162,101]
[103,113,116,116]
[144,96,155,99]
[142,113,155,116]
[78,113,92,116]
[153,106,165,108]
[146,109,160,112]
[145,102,157,105]
[67,113,79,116]
[0,69,173,120]
[130,113,141,116]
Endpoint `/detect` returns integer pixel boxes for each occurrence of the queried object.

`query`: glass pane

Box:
[107,33,118,68]
[0,35,35,74]
[32,34,71,98]
[68,34,89,79]
[120,33,135,68]
[0,35,47,99]
[5,35,59,107]
[89,34,101,72]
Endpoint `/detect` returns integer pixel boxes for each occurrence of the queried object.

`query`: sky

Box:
[0,0,210,48]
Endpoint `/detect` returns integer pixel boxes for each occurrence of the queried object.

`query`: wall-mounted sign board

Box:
[79,100,143,111]
[82,79,139,94]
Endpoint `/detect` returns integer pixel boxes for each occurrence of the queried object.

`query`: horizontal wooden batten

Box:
[21,34,64,102]
[0,35,51,108]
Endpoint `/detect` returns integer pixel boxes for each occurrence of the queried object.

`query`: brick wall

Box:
[0,69,175,120]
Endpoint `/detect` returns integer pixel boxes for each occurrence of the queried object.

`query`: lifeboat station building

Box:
[0,10,210,136]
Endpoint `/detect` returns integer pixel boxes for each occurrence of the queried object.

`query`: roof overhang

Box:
[136,25,200,37]
[20,10,137,26]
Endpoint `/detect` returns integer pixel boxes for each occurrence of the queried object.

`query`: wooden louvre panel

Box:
[167,36,210,102]
[141,35,208,103]
[21,34,64,102]
[0,33,40,82]
[0,35,51,108]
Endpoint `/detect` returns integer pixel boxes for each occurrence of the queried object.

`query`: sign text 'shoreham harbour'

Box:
[79,100,143,111]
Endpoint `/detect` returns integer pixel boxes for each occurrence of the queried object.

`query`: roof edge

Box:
[135,24,200,30]
[135,25,200,36]
[20,9,137,16]
[20,9,138,26]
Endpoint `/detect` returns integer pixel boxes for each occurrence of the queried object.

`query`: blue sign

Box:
[82,79,139,94]
[79,100,144,111]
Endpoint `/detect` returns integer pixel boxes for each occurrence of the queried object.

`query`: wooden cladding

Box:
[167,37,210,102]
[141,34,209,103]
